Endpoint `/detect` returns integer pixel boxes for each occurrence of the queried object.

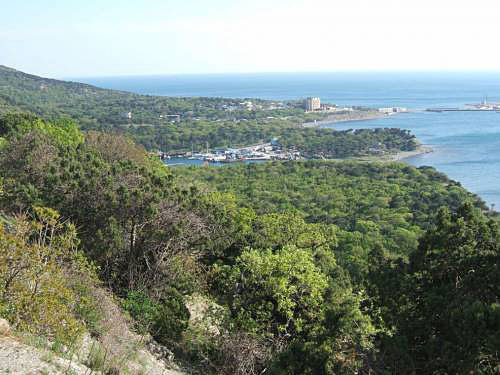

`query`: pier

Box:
[426,108,499,113]
[427,98,500,112]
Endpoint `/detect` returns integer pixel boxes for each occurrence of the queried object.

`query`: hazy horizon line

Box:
[4,64,500,81]
[63,69,500,80]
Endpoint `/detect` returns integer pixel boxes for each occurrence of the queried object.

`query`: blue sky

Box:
[2,0,500,77]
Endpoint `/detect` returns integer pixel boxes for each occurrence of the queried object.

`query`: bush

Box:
[123,287,190,343]
[154,287,190,342]
[122,291,159,335]
[0,207,93,344]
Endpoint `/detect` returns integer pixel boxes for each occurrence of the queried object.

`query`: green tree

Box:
[406,203,500,374]
[377,203,500,374]
[219,245,329,339]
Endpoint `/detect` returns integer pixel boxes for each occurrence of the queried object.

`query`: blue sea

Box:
[75,72,500,209]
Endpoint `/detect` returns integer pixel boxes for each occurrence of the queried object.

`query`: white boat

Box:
[205,154,227,162]
[244,153,271,160]
[189,153,211,160]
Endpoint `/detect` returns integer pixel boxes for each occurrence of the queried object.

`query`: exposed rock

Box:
[0,336,91,375]
[147,339,177,365]
[0,287,188,374]
[186,293,225,336]
[0,333,187,375]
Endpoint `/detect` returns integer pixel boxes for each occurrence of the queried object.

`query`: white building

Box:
[379,108,395,114]
[379,107,408,114]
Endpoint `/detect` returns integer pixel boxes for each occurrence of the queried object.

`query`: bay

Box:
[75,72,500,208]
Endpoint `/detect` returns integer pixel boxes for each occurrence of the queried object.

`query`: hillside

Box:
[175,161,489,273]
[0,113,499,374]
[0,65,284,128]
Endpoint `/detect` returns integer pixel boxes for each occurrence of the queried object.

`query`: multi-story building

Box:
[305,97,321,111]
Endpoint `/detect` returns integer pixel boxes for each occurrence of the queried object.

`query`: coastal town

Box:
[122,95,408,124]
[190,140,300,163]
[159,140,301,163]
[157,96,410,163]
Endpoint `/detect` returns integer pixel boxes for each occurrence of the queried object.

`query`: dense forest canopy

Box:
[0,112,498,372]
[174,161,490,279]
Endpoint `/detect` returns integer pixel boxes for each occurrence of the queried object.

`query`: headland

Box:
[302,109,407,128]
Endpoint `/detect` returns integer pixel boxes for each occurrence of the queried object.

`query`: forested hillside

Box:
[175,161,489,278]
[0,66,416,158]
[0,65,321,128]
[1,113,498,374]
[0,65,299,125]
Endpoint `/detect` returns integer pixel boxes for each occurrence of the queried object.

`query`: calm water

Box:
[75,72,500,208]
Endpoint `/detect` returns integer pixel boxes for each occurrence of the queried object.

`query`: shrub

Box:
[123,291,159,335]
[153,287,190,343]
[123,287,190,343]
[219,245,329,338]
[0,207,94,344]
[71,277,105,337]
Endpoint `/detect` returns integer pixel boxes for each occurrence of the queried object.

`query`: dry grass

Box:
[86,287,146,373]
[0,318,11,336]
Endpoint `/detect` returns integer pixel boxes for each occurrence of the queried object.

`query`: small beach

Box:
[303,110,395,127]
[390,145,433,161]
[323,145,433,163]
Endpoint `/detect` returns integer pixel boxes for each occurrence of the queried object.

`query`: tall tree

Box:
[395,203,500,374]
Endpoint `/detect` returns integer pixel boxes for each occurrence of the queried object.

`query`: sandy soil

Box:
[303,111,394,127]
[385,145,433,161]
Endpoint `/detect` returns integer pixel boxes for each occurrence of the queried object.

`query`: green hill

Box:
[0,65,274,128]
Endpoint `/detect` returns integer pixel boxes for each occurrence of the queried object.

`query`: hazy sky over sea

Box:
[2,0,500,77]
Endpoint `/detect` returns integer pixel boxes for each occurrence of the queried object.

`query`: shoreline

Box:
[303,111,397,128]
[388,145,433,161]
[165,145,434,167]
[349,145,433,163]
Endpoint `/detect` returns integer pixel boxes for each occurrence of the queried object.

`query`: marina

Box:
[158,140,301,165]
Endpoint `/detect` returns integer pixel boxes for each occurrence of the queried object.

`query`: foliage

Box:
[0,112,83,147]
[277,127,417,158]
[123,291,159,334]
[71,278,105,337]
[270,292,376,375]
[153,287,191,343]
[0,111,497,374]
[176,160,486,284]
[0,207,91,344]
[207,228,376,374]
[123,288,190,343]
[219,246,329,338]
[0,114,211,296]
[122,120,416,156]
[403,203,500,374]
[0,65,292,126]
